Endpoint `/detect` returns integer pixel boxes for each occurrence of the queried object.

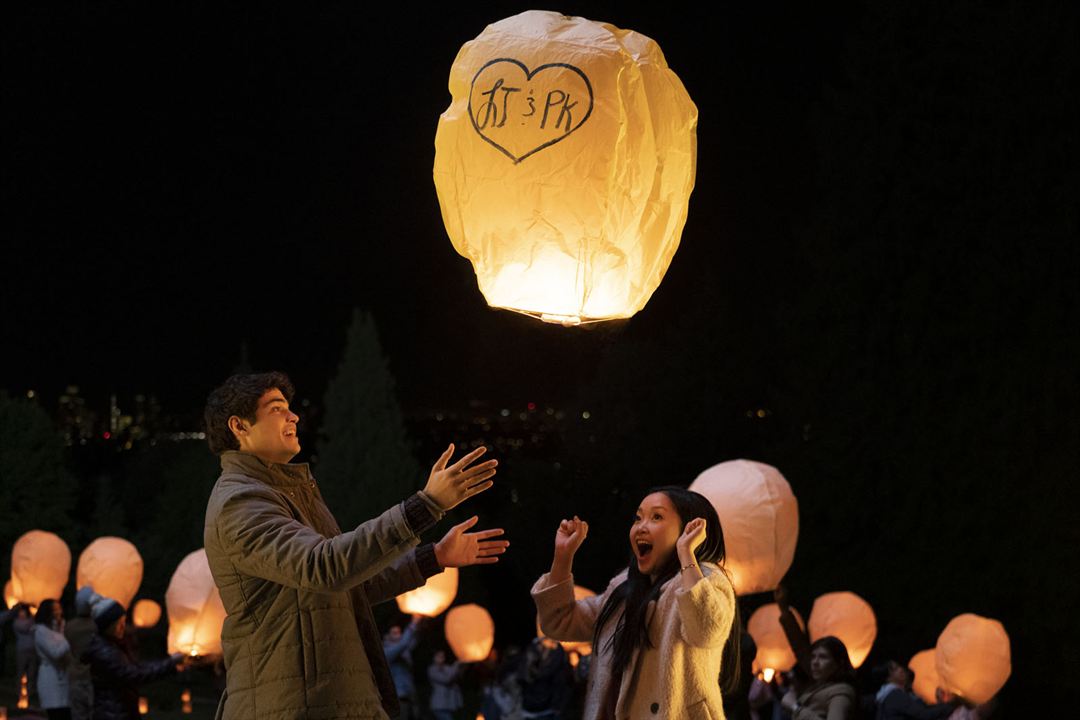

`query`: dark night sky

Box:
[2,1,853,413]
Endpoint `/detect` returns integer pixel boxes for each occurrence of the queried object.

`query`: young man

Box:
[203,372,507,719]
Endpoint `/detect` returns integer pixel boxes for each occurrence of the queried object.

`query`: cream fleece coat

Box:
[532,563,735,720]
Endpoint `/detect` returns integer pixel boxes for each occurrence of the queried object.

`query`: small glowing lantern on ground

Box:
[165,549,227,657]
[77,537,144,609]
[688,460,799,595]
[181,689,193,714]
[445,604,495,662]
[132,599,163,629]
[807,592,877,668]
[18,675,29,709]
[434,10,698,325]
[396,566,458,617]
[935,614,1011,705]
[908,649,941,704]
[536,584,596,655]
[747,603,804,678]
[138,697,148,715]
[11,530,71,607]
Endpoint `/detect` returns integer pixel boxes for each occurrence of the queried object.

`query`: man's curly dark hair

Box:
[203,372,295,455]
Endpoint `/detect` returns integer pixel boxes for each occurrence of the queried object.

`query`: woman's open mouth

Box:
[635,540,653,559]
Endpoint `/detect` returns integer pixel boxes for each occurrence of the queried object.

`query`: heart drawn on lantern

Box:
[469,58,594,164]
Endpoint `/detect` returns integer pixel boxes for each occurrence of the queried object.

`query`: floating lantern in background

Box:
[132,599,163,629]
[165,549,226,657]
[688,460,799,595]
[807,591,877,668]
[935,614,1011,704]
[747,603,804,679]
[4,578,19,609]
[908,649,941,704]
[434,10,698,325]
[445,604,495,662]
[11,530,71,607]
[396,567,458,617]
[138,697,148,715]
[536,585,596,655]
[77,537,144,609]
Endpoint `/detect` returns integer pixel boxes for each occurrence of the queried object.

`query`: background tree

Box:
[316,309,422,528]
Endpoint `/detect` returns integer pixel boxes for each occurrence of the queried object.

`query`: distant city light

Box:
[582,411,591,420]
[527,402,536,411]
[757,409,767,418]
[103,432,111,440]
[500,409,510,417]
[26,390,36,399]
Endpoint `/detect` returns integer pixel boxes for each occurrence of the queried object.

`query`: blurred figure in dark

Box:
[82,595,190,720]
[780,636,857,720]
[34,598,73,720]
[13,602,40,702]
[65,587,100,720]
[723,618,758,720]
[428,648,465,720]
[876,660,955,720]
[518,636,570,720]
[383,614,422,719]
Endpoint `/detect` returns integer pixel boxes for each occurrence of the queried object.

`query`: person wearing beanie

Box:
[81,595,188,720]
[65,587,100,720]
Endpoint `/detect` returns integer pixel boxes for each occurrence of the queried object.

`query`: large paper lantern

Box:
[807,592,877,668]
[11,530,71,607]
[536,584,595,655]
[132,599,163,629]
[77,537,144,609]
[935,614,1010,704]
[165,549,227,657]
[908,649,941,704]
[445,604,495,662]
[688,460,799,595]
[396,566,458,617]
[434,10,697,325]
[747,603,805,679]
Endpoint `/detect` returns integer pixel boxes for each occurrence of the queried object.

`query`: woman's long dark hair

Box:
[33,599,61,627]
[809,636,856,686]
[592,486,742,695]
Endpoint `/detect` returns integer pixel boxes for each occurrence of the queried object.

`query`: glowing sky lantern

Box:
[908,649,941,704]
[935,614,1011,705]
[11,530,71,607]
[396,566,458,617]
[165,549,226,657]
[132,599,163,629]
[77,537,144,609]
[808,591,877,668]
[4,578,20,609]
[445,604,495,662]
[434,10,697,325]
[688,460,799,595]
[747,603,805,680]
[536,585,596,655]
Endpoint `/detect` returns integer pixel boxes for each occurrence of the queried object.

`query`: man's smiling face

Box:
[232,388,300,464]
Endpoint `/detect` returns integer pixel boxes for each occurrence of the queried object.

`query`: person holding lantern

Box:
[202,371,508,720]
[532,486,741,720]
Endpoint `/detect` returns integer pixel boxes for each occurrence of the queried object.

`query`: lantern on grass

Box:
[935,614,1010,704]
[807,592,877,668]
[747,603,804,680]
[165,549,227,657]
[132,599,163,629]
[77,537,144,609]
[688,460,799,595]
[11,530,71,607]
[445,604,495,662]
[396,567,458,617]
[434,10,698,325]
[908,649,941,704]
[536,585,596,655]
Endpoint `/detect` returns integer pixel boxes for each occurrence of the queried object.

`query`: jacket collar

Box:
[220,450,313,487]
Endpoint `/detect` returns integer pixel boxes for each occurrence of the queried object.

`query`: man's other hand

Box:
[434,516,509,567]
[424,443,498,510]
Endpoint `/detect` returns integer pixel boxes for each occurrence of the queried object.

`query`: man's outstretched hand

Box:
[434,516,508,568]
[424,444,498,511]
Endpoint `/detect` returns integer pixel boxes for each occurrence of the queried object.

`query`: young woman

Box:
[780,636,857,720]
[532,486,741,720]
[34,598,73,720]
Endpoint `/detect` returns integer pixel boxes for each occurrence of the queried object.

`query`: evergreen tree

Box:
[316,309,421,528]
[0,392,76,556]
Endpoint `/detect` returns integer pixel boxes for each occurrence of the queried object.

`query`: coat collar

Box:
[220,450,313,487]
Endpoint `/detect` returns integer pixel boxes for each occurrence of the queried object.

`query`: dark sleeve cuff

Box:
[402,493,440,535]
[414,543,442,579]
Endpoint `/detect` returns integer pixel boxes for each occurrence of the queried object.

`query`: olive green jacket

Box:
[204,451,444,720]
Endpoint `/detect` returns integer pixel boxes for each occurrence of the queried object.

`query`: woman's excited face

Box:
[630,491,684,580]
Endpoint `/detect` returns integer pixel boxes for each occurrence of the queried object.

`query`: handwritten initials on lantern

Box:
[469,58,594,164]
